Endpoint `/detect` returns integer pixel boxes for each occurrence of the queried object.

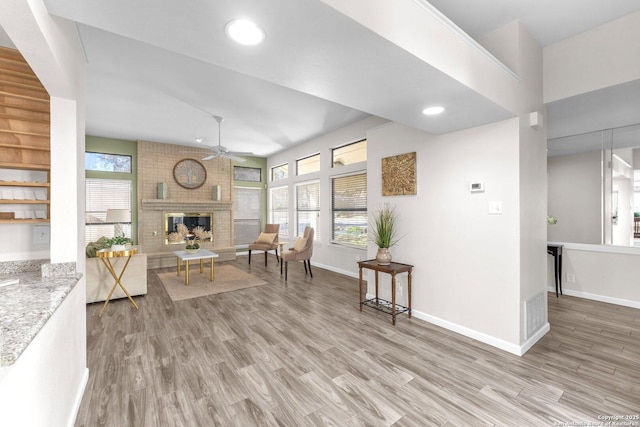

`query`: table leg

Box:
[391,273,396,325]
[210,257,214,281]
[177,257,181,276]
[554,253,559,298]
[185,260,190,285]
[558,250,563,295]
[359,266,363,311]
[375,270,379,305]
[407,271,412,319]
[98,256,139,317]
[200,258,204,273]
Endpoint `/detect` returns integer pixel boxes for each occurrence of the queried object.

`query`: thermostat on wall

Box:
[469,182,484,192]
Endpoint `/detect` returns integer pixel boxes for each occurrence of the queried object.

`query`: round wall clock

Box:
[173,158,207,189]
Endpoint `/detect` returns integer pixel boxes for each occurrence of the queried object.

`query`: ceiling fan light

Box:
[225,19,266,46]
[422,106,445,115]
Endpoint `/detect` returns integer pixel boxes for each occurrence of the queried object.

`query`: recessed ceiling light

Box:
[422,106,445,115]
[195,138,203,143]
[225,19,266,46]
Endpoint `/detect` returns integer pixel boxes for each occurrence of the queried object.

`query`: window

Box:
[85,152,132,173]
[296,181,320,237]
[234,166,261,182]
[271,163,288,181]
[234,186,262,245]
[297,153,320,175]
[333,139,367,167]
[270,186,289,239]
[332,173,367,247]
[85,178,132,244]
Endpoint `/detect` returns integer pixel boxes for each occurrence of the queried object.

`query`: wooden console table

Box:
[358,260,413,325]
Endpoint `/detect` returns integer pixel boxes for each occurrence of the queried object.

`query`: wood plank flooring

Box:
[75,257,640,426]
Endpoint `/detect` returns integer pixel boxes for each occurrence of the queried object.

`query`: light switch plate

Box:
[33,225,50,244]
[488,201,503,215]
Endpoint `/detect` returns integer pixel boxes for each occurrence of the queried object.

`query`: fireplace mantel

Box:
[141,199,233,211]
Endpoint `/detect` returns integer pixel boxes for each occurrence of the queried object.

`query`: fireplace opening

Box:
[165,212,213,244]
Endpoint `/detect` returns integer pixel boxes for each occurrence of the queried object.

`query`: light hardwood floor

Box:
[75,257,640,426]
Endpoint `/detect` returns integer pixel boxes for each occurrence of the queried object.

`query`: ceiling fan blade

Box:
[230,151,254,156]
[228,154,247,163]
[202,154,216,161]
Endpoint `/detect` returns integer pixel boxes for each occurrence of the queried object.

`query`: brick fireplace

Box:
[137,140,236,268]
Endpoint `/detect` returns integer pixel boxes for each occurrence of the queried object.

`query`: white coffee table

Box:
[174,249,219,286]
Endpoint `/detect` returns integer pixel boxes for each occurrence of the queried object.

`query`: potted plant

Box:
[370,203,402,265]
[106,235,131,251]
[185,236,200,254]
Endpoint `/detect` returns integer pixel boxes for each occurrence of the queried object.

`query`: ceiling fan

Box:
[199,115,252,163]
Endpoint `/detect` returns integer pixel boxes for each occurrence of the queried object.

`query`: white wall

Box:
[267,116,389,277]
[544,10,640,103]
[548,151,602,244]
[548,244,640,309]
[367,119,525,349]
[481,21,548,347]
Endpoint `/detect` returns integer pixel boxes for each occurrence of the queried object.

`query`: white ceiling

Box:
[2,0,640,156]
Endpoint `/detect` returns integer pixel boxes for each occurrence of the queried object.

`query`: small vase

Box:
[376,247,392,265]
[111,244,126,251]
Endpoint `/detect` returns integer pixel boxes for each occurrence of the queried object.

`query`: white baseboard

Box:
[237,251,361,279]
[67,367,89,427]
[520,322,550,355]
[311,261,360,279]
[548,286,640,309]
[365,292,546,356]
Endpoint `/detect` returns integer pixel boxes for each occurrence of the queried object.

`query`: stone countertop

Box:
[0,271,81,367]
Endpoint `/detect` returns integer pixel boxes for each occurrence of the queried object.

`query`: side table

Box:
[96,246,139,317]
[358,260,413,325]
[174,249,219,285]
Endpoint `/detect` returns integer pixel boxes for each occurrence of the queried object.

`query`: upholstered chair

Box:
[248,224,280,266]
[280,226,314,281]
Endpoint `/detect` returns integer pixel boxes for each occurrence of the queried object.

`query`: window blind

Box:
[85,178,132,244]
[296,180,320,237]
[332,173,367,247]
[234,186,262,245]
[270,185,289,238]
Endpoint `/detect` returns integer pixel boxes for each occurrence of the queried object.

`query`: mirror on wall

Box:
[547,123,640,247]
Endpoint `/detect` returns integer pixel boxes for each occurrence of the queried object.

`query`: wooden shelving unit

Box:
[0,47,50,224]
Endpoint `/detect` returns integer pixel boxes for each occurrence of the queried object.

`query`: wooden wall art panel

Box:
[381,152,416,196]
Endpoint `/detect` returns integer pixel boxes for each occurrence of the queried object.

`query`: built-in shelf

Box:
[0,200,49,204]
[0,162,50,171]
[0,142,50,150]
[0,47,51,225]
[141,199,233,211]
[0,219,50,224]
[0,181,49,187]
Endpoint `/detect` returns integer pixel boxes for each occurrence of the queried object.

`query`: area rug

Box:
[157,264,268,301]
